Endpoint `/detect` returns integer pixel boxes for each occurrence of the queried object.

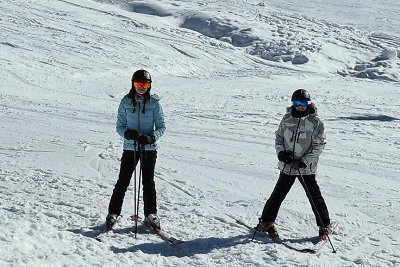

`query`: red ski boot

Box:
[257,219,279,238]
[319,224,333,240]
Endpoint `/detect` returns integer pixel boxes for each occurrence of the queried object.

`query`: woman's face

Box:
[133,80,151,95]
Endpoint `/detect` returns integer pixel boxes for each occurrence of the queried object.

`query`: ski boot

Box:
[105,213,118,230]
[257,218,279,238]
[144,214,161,230]
[319,224,332,240]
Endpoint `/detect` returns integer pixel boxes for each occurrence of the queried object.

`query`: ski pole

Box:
[134,143,144,238]
[297,171,337,253]
[133,140,139,237]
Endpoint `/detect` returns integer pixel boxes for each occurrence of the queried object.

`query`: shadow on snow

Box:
[110,233,320,257]
[338,114,399,122]
[67,224,147,238]
[68,225,321,256]
[110,234,252,257]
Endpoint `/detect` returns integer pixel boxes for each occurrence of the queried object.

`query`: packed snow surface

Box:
[1,0,399,266]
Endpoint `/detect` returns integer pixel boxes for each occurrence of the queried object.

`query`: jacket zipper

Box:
[137,102,141,151]
[292,119,301,158]
[138,102,141,132]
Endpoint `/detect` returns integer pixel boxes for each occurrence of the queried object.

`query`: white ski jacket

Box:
[275,106,326,175]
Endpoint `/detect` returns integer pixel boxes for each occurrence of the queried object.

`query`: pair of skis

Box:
[93,215,336,253]
[234,218,338,254]
[93,217,184,246]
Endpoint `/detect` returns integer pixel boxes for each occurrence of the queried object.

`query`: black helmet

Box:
[291,89,310,101]
[132,69,151,82]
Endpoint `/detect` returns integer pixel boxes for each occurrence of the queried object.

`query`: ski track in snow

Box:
[1,0,400,266]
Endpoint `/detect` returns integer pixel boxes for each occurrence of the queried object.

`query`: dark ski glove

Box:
[278,151,294,164]
[124,129,140,140]
[291,160,307,170]
[138,135,156,145]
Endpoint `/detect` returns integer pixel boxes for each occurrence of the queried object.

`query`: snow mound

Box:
[181,13,317,65]
[372,48,398,61]
[181,14,260,47]
[249,40,313,64]
[338,49,400,82]
[126,1,172,17]
[111,2,397,71]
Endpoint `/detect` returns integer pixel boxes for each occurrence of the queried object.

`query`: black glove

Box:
[278,151,294,164]
[124,129,140,140]
[138,135,156,145]
[291,160,307,170]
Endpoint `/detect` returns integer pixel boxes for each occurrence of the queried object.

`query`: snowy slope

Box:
[1,0,400,266]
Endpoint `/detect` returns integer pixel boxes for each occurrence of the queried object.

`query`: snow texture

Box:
[1,0,400,266]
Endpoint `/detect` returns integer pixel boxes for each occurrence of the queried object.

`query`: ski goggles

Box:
[292,99,311,107]
[133,80,151,90]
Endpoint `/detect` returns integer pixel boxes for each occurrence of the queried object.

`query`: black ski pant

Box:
[108,149,157,217]
[261,172,330,226]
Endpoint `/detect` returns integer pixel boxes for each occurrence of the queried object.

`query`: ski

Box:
[232,217,335,254]
[281,221,339,253]
[93,229,112,242]
[231,218,314,253]
[92,215,123,242]
[131,215,184,246]
[298,221,339,253]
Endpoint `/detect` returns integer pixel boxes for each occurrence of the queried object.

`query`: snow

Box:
[1,0,400,266]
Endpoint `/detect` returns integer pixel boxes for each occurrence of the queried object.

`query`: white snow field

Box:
[0,0,399,266]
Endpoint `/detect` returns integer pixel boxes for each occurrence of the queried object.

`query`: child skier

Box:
[257,89,331,240]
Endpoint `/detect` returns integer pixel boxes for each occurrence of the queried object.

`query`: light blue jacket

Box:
[116,94,165,151]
